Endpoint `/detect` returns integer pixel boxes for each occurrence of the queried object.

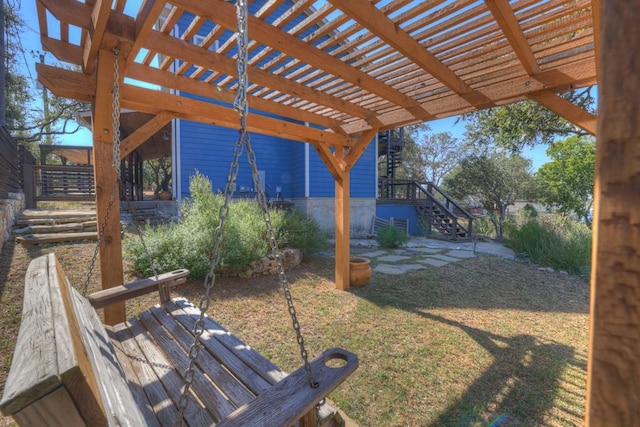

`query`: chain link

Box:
[175,2,317,423]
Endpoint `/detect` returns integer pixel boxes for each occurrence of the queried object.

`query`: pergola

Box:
[34,0,637,423]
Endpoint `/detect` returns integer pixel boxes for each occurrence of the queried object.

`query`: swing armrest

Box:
[88,269,189,309]
[217,348,358,427]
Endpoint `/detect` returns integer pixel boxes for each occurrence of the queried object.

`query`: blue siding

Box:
[308,139,376,198]
[176,1,378,202]
[180,121,295,199]
[376,204,422,236]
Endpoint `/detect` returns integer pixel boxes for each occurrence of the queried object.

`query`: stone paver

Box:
[374,264,406,275]
[420,258,451,267]
[360,250,388,258]
[427,254,463,263]
[377,255,412,262]
[403,247,443,254]
[445,250,477,259]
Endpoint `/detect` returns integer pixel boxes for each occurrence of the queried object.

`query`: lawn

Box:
[0,238,589,426]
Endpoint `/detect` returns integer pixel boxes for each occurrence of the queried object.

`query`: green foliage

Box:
[276,210,330,255]
[124,172,326,277]
[461,89,596,153]
[521,203,538,220]
[376,224,410,248]
[537,136,595,226]
[505,216,592,275]
[403,129,473,186]
[443,153,538,241]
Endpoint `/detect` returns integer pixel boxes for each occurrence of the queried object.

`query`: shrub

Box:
[124,172,326,277]
[376,224,410,248]
[276,210,330,255]
[505,215,591,275]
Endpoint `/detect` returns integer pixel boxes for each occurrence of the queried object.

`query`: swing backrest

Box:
[0,253,181,426]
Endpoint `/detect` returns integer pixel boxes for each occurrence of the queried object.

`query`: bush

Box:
[376,224,410,248]
[276,210,330,255]
[504,215,591,275]
[124,172,326,277]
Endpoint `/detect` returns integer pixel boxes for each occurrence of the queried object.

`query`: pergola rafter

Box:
[33,1,640,423]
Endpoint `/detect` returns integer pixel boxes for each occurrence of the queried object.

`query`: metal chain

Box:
[82,47,122,296]
[175,1,317,423]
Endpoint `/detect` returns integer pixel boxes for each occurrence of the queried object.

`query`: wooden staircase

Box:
[378,179,474,240]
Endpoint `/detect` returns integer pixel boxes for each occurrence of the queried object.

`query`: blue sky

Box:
[19,1,550,170]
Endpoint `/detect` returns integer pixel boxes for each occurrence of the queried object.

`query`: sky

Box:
[17,1,550,170]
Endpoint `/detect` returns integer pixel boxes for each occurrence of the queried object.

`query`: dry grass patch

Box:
[1,240,589,427]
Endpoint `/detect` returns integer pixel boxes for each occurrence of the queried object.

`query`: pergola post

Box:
[93,48,125,325]
[335,147,350,291]
[587,1,640,424]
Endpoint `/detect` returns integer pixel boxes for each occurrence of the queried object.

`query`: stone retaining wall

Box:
[220,248,302,279]
[0,192,25,253]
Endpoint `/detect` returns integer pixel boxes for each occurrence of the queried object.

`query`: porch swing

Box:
[0,2,358,425]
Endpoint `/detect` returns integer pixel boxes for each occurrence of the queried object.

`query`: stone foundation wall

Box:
[292,197,375,238]
[0,192,25,253]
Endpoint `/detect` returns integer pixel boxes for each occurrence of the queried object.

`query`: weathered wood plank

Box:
[164,301,274,394]
[16,232,98,245]
[50,256,107,425]
[69,286,150,426]
[88,268,189,309]
[149,305,256,406]
[110,324,168,427]
[137,310,236,421]
[217,348,358,427]
[12,387,85,427]
[126,316,215,426]
[13,221,97,235]
[0,256,62,415]
[171,299,287,385]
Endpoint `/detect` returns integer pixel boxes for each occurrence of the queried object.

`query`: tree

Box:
[443,154,537,241]
[144,157,172,194]
[537,136,595,226]
[3,5,87,147]
[461,88,596,153]
[395,125,473,185]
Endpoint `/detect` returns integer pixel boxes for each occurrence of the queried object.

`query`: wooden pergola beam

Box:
[36,64,356,147]
[171,0,434,120]
[120,111,175,159]
[144,31,374,126]
[342,58,597,133]
[328,0,489,109]
[127,64,344,131]
[93,48,125,325]
[527,91,597,136]
[128,0,167,67]
[82,0,112,74]
[587,2,640,424]
[485,0,540,75]
[122,85,355,147]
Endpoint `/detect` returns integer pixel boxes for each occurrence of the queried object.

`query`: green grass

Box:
[1,240,589,427]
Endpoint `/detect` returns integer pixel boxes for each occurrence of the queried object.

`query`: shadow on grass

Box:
[420,312,582,426]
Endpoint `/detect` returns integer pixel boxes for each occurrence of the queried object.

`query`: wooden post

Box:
[335,146,350,291]
[93,48,125,325]
[586,1,640,425]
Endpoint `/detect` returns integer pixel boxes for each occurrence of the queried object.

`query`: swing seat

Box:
[0,254,358,426]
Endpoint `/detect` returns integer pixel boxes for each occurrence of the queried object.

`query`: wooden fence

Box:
[0,127,22,197]
[24,164,95,207]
